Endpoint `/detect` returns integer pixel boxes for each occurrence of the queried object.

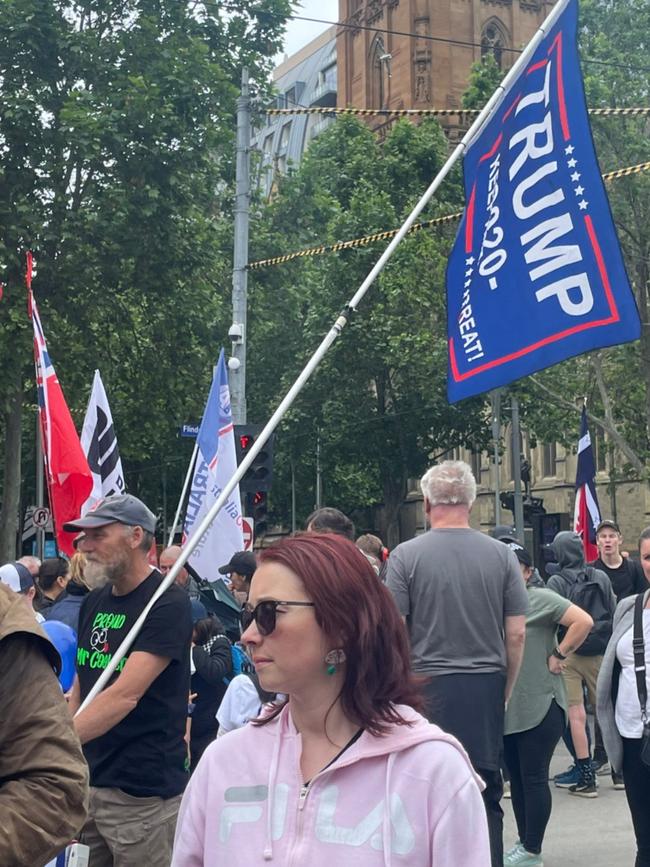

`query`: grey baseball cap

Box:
[62,494,156,534]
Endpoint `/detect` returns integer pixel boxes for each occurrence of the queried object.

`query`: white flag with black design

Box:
[80,369,125,513]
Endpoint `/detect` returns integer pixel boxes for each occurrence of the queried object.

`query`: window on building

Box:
[263,133,274,154]
[279,122,292,151]
[481,20,508,69]
[319,62,337,90]
[369,36,388,109]
[285,86,296,108]
[542,442,557,478]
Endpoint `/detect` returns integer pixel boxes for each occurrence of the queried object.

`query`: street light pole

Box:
[230,67,251,425]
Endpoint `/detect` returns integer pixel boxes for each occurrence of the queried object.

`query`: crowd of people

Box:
[1,462,649,867]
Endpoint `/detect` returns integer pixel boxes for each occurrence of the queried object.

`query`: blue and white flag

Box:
[446,0,640,403]
[183,350,244,582]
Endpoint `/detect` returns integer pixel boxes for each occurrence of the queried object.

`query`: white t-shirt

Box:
[615,610,650,737]
[216,674,262,735]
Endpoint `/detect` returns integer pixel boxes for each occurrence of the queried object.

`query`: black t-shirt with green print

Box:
[76,569,192,798]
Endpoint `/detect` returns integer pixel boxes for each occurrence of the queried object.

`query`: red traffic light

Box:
[239,434,254,451]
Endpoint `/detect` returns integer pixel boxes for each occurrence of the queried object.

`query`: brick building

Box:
[337,0,556,121]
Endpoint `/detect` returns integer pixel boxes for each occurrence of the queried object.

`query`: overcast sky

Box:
[279,0,339,60]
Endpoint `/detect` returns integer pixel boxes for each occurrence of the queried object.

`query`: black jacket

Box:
[190,635,233,738]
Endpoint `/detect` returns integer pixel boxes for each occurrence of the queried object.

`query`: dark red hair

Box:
[254,532,423,733]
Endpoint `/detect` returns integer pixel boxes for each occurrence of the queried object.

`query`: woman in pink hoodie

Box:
[172,532,490,867]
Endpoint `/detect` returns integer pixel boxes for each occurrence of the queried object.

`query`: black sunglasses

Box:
[240,600,315,636]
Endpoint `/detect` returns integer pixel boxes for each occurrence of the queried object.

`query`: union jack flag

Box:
[28,256,92,555]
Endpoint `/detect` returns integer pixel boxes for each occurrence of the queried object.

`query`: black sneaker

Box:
[592,756,610,776]
[612,772,625,790]
[569,764,598,798]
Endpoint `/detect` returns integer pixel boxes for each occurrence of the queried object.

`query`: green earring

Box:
[324,649,346,675]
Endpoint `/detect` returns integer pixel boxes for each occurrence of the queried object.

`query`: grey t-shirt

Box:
[386,528,529,675]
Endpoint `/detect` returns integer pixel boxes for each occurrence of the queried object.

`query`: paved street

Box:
[503,742,636,866]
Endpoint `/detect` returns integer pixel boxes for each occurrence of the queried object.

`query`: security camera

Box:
[228,357,241,371]
[228,323,243,341]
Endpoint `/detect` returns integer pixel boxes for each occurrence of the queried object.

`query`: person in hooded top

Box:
[172,532,490,867]
[547,531,616,797]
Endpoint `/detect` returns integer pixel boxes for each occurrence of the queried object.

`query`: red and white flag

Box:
[573,406,601,562]
[28,255,93,555]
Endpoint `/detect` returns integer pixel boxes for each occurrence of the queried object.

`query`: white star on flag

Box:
[465,269,473,278]
[464,280,471,288]
[465,256,475,266]
[574,185,585,196]
[571,171,581,182]
[565,145,575,154]
[568,158,577,168]
[579,200,588,210]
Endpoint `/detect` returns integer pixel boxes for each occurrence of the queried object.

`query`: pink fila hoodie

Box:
[172,703,490,867]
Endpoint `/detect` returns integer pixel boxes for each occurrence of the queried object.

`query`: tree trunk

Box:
[0,383,23,562]
[378,472,407,549]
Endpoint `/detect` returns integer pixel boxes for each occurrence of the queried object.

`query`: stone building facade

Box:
[396,433,650,559]
[337,0,556,126]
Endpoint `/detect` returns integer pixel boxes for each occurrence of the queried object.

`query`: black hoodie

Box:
[547,531,616,655]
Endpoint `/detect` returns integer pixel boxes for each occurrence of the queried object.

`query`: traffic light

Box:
[234,424,275,494]
[246,491,269,537]
[500,492,546,523]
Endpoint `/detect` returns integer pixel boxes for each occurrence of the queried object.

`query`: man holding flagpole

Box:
[66,495,192,866]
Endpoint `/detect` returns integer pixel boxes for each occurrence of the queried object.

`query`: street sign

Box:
[33,507,50,529]
[242,517,254,551]
[180,423,200,438]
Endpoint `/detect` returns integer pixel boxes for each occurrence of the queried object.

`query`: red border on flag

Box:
[452,26,613,385]
[449,214,621,382]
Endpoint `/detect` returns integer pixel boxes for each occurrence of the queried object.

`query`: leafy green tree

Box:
[248,117,489,545]
[462,54,502,111]
[0,0,290,558]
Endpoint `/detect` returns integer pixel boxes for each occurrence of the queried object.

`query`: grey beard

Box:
[83,564,110,590]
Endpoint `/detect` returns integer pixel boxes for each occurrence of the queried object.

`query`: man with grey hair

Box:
[65,494,192,866]
[386,460,528,867]
[17,554,41,577]
[159,544,200,597]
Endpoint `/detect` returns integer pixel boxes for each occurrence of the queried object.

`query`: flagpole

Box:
[35,417,45,560]
[167,441,199,547]
[76,0,573,715]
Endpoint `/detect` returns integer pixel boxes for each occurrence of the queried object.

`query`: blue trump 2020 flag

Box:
[446,0,640,403]
[183,349,244,581]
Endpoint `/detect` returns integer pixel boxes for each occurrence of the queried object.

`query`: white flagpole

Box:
[167,441,199,547]
[76,0,571,715]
